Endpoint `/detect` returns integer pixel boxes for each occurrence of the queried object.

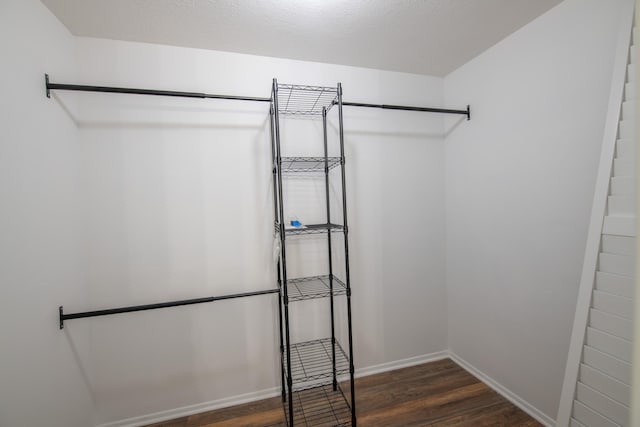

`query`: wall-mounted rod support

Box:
[342,101,471,120]
[58,288,279,329]
[45,75,471,118]
[45,74,271,103]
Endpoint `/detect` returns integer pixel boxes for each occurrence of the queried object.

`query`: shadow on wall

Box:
[52,91,269,130]
[345,128,445,139]
[64,327,96,406]
[444,116,466,138]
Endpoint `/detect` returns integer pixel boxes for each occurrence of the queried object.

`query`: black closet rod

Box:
[58,288,280,329]
[342,101,470,120]
[45,74,471,118]
[45,74,271,103]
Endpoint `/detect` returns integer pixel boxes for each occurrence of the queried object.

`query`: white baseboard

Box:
[448,352,555,427]
[96,350,448,427]
[355,350,449,378]
[96,387,281,427]
[98,350,553,427]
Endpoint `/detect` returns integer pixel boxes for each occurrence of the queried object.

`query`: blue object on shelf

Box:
[291,220,301,227]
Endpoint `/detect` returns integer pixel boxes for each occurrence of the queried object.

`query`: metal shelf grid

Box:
[280,157,341,173]
[286,338,350,389]
[277,84,338,117]
[275,223,344,236]
[284,384,352,427]
[287,275,347,302]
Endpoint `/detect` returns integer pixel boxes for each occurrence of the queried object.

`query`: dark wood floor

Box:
[146,358,542,427]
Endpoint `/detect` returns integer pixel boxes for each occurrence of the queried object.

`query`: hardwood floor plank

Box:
[185,397,283,426]
[198,408,284,427]
[357,382,503,426]
[145,359,541,427]
[427,401,539,427]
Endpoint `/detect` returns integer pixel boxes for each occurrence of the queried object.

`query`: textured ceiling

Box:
[41,0,563,76]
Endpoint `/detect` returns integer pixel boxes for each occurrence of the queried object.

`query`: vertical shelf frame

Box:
[271,78,357,426]
[269,101,287,403]
[271,79,295,423]
[337,83,357,426]
[322,106,338,392]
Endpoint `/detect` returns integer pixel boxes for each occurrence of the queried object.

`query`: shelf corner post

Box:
[322,106,338,391]
[269,88,287,404]
[272,77,294,426]
[337,81,357,426]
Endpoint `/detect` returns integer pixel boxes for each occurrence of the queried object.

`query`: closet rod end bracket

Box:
[466,105,471,121]
[45,74,51,98]
[59,306,64,330]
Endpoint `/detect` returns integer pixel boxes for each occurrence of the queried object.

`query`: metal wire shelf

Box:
[275,223,344,236]
[287,275,347,302]
[286,338,350,389]
[277,84,338,116]
[280,157,341,173]
[284,384,352,427]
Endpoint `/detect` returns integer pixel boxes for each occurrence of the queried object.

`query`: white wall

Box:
[444,0,632,422]
[634,2,640,425]
[632,4,640,427]
[0,0,93,426]
[60,38,448,424]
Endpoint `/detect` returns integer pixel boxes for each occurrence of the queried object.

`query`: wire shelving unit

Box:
[271,79,356,426]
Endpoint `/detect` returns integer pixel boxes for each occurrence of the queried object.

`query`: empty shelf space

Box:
[621,100,636,120]
[624,82,635,101]
[591,291,633,320]
[595,271,634,298]
[287,338,350,388]
[610,176,636,195]
[284,384,352,427]
[575,382,629,426]
[280,157,341,173]
[276,223,344,236]
[586,327,632,363]
[602,216,636,237]
[598,252,634,277]
[601,234,635,256]
[570,417,586,427]
[287,275,347,302]
[583,345,631,385]
[573,400,619,427]
[613,158,634,176]
[589,308,633,341]
[618,120,636,142]
[277,83,338,116]
[580,363,631,407]
[615,138,636,158]
[607,195,635,216]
